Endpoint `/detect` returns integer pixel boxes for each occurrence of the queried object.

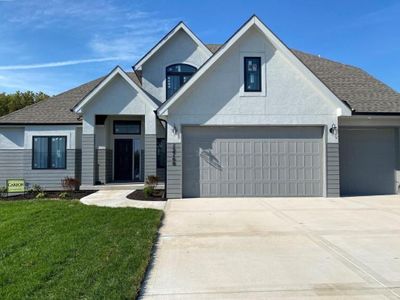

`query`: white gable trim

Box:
[73,66,158,113]
[157,16,352,116]
[133,22,212,70]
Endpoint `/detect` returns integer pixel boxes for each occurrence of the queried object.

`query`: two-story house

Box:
[1,15,400,198]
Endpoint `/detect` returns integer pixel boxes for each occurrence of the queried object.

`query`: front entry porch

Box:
[81,114,166,187]
[74,67,165,187]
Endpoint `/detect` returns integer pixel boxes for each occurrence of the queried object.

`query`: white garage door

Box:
[182,126,323,197]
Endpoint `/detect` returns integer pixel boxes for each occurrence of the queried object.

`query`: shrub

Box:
[35,192,47,199]
[61,177,80,191]
[59,192,70,199]
[32,184,43,193]
[143,186,154,198]
[145,176,159,189]
[0,186,7,198]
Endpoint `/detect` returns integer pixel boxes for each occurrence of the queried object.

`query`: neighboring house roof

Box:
[1,18,399,125]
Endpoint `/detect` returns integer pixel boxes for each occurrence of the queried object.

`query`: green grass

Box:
[0,200,163,299]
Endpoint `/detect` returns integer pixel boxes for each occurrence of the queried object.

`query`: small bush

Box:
[0,186,7,198]
[61,177,80,191]
[143,186,154,198]
[32,184,43,193]
[59,192,70,199]
[35,192,47,199]
[145,176,159,188]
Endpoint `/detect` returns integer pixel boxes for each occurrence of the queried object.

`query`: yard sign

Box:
[7,179,25,193]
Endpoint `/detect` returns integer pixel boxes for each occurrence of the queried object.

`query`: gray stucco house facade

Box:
[1,16,400,198]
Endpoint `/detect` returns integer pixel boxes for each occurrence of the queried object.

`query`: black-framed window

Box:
[113,121,141,135]
[32,136,66,169]
[166,64,197,99]
[156,138,166,168]
[244,57,261,92]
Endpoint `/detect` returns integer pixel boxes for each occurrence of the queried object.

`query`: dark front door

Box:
[114,139,133,181]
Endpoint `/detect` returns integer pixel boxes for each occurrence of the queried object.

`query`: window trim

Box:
[32,136,67,170]
[113,120,141,135]
[165,63,197,100]
[244,56,262,92]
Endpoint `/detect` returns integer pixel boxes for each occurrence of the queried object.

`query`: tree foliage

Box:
[0,91,49,117]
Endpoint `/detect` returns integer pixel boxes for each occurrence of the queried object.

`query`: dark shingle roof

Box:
[292,50,400,113]
[205,44,223,53]
[1,46,399,124]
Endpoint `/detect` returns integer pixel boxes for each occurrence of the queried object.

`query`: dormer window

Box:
[166,64,197,99]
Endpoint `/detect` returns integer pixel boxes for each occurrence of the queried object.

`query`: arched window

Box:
[166,64,197,99]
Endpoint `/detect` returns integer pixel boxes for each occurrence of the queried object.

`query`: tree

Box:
[0,91,49,117]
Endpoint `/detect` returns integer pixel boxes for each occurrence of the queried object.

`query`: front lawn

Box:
[0,200,162,299]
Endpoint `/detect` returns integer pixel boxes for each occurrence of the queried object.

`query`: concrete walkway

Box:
[80,189,166,210]
[141,196,400,299]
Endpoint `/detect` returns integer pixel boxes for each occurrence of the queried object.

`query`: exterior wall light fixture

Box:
[329,123,338,138]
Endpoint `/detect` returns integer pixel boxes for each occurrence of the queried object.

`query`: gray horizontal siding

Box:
[0,149,25,188]
[326,143,340,197]
[81,134,95,185]
[145,134,157,179]
[0,149,80,190]
[0,149,81,190]
[75,149,82,181]
[95,148,113,184]
[166,143,182,199]
[24,149,77,190]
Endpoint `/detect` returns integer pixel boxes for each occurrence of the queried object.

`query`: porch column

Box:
[144,112,157,181]
[81,114,96,186]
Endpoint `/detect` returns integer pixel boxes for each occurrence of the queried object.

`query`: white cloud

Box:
[0,0,178,94]
[0,57,125,70]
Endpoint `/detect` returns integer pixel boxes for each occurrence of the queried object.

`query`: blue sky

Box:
[0,0,399,95]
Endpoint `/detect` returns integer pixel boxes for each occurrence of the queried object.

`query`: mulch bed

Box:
[127,189,166,201]
[0,190,97,201]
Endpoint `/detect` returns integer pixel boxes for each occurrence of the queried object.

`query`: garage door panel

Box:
[183,126,323,197]
[339,128,396,196]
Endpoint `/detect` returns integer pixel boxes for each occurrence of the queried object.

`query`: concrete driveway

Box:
[140,196,400,299]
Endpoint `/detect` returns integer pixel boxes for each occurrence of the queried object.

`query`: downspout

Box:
[154,110,168,197]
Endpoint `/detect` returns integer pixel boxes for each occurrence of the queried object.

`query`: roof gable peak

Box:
[157,15,352,116]
[133,21,212,70]
[72,66,158,113]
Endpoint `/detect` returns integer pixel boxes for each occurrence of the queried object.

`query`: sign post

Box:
[6,179,25,197]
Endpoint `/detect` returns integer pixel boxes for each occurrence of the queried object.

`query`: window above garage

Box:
[240,53,266,97]
[244,57,261,92]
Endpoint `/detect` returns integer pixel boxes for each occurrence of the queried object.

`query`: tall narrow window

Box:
[32,136,66,169]
[166,64,197,99]
[244,57,261,92]
[156,138,166,168]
